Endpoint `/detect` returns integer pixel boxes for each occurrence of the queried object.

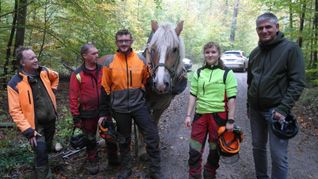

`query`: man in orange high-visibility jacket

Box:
[99,29,161,179]
[7,47,59,179]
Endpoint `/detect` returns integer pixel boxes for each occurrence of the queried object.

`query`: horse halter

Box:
[146,46,181,79]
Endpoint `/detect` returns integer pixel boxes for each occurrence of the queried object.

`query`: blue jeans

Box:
[249,107,289,179]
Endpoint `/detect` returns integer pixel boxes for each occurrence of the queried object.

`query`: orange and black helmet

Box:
[218,125,243,156]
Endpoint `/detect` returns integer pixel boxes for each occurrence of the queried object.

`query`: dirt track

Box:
[17,72,317,178]
[158,72,318,179]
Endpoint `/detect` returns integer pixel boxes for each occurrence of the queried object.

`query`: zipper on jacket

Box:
[209,70,214,82]
[256,53,267,109]
[203,69,213,95]
[125,55,130,112]
[27,90,31,104]
[130,70,133,86]
[91,77,95,88]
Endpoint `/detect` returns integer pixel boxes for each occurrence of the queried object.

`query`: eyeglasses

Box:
[116,40,132,44]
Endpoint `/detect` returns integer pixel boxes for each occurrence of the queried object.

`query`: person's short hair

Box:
[203,41,221,54]
[80,43,96,56]
[202,41,225,68]
[16,46,31,62]
[115,29,133,40]
[256,12,278,26]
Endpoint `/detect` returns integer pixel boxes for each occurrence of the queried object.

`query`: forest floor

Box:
[1,72,318,179]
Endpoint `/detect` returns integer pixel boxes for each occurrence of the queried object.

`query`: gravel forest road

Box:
[158,72,318,179]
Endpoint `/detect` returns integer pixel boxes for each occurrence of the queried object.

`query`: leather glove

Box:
[73,116,82,129]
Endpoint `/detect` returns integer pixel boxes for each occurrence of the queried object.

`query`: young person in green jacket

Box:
[185,41,238,179]
[247,12,305,179]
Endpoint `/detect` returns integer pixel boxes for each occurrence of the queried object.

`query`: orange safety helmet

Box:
[217,125,243,156]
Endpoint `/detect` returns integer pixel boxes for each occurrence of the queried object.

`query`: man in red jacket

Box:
[69,43,118,175]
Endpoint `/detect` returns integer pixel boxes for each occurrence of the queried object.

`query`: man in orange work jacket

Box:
[98,29,161,179]
[7,47,59,179]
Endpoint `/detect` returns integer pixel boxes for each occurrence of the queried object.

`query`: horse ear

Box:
[175,20,184,36]
[151,20,159,32]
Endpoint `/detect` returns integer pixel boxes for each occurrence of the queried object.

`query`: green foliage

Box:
[298,87,318,111]
[0,131,33,175]
[54,106,73,145]
[306,68,318,87]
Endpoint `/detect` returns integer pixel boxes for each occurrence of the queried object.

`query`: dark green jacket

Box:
[247,32,305,116]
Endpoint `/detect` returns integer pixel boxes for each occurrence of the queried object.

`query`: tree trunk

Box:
[13,0,28,72]
[222,0,229,25]
[297,0,306,48]
[15,0,28,49]
[229,0,240,46]
[313,0,318,69]
[38,0,48,58]
[3,0,18,76]
[289,0,293,29]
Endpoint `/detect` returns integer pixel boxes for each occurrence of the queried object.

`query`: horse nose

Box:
[154,80,170,94]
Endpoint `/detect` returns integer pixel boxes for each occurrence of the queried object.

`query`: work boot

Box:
[35,166,53,179]
[108,155,120,167]
[117,168,132,179]
[117,152,132,179]
[203,169,216,179]
[149,171,164,179]
[86,159,99,175]
[189,174,202,179]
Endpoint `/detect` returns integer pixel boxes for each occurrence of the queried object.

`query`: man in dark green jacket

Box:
[247,12,305,179]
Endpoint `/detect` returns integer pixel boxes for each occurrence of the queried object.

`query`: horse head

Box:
[146,20,185,94]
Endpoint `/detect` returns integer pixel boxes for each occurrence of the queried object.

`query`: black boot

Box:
[203,169,216,179]
[117,153,132,179]
[86,159,99,175]
[117,168,132,179]
[35,165,53,179]
[189,174,202,179]
[108,154,120,167]
[149,172,162,179]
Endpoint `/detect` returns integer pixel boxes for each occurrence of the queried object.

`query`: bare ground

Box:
[1,72,318,179]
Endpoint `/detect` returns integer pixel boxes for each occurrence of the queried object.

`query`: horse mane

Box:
[149,23,185,77]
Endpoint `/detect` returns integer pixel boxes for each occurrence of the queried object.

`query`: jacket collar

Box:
[116,48,133,57]
[203,64,222,70]
[81,63,101,73]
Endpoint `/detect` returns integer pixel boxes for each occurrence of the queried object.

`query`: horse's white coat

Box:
[148,23,185,93]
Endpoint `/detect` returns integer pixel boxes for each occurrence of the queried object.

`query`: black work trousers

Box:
[112,104,161,173]
[34,119,56,167]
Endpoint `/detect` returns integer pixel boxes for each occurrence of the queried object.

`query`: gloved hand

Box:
[99,116,116,141]
[73,116,82,129]
[226,119,235,131]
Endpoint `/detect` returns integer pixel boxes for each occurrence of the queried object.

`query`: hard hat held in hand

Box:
[218,125,243,157]
[271,113,298,139]
[70,128,87,149]
[98,118,116,142]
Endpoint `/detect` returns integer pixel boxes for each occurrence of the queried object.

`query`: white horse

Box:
[137,20,187,158]
[145,20,186,124]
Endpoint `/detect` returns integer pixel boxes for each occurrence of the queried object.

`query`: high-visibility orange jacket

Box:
[7,66,59,137]
[100,50,150,114]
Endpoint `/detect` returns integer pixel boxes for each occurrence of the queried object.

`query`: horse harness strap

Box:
[146,47,181,79]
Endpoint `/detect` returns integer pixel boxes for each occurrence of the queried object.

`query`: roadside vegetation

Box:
[1,0,318,177]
